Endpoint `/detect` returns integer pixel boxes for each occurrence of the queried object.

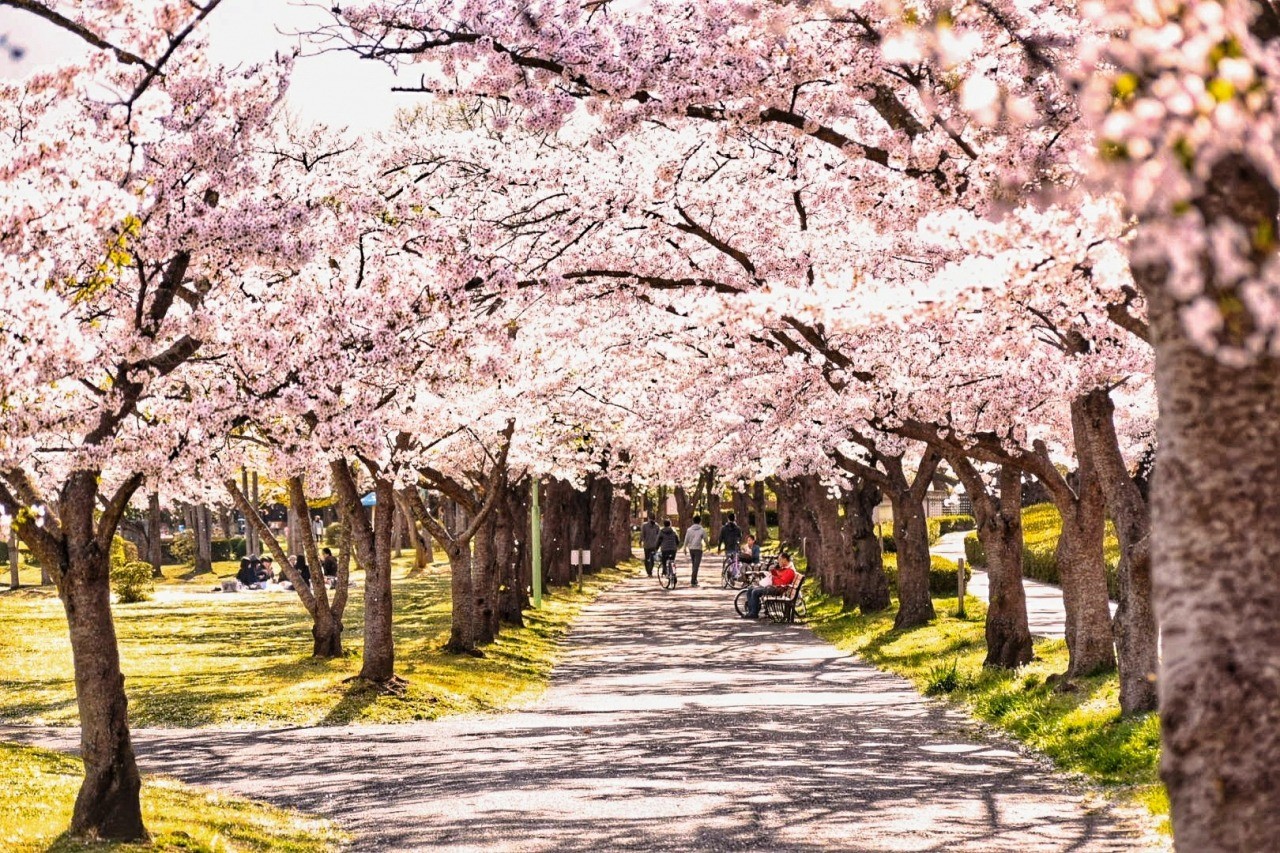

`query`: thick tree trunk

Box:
[673,485,693,539]
[1143,278,1280,848]
[359,478,396,682]
[891,493,936,629]
[706,470,723,543]
[471,502,501,644]
[732,487,749,526]
[842,479,890,613]
[194,505,212,575]
[752,481,768,543]
[446,541,478,654]
[1079,389,1159,713]
[146,493,163,578]
[968,464,1033,669]
[540,479,574,587]
[43,472,147,841]
[498,479,530,626]
[769,476,800,547]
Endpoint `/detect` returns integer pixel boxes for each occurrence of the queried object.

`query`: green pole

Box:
[531,477,542,609]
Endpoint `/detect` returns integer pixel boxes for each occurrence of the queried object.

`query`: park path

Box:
[931,531,1118,640]
[3,552,1158,852]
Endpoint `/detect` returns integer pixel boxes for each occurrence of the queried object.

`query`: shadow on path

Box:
[3,551,1156,851]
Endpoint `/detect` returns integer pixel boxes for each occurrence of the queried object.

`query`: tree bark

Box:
[361,477,396,681]
[194,505,212,575]
[1141,274,1280,847]
[7,470,149,841]
[673,485,693,539]
[954,460,1032,668]
[1080,389,1159,713]
[146,493,163,578]
[732,486,749,526]
[890,491,936,628]
[842,478,891,613]
[753,481,769,543]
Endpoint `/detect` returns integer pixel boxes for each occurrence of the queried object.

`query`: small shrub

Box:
[168,530,195,566]
[210,537,247,561]
[112,560,154,603]
[964,532,983,565]
[109,535,127,572]
[935,514,976,535]
[883,555,971,595]
[324,522,345,547]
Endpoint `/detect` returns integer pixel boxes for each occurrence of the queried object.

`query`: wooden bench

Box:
[759,572,808,623]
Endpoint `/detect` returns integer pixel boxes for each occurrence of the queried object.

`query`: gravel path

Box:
[4,554,1158,852]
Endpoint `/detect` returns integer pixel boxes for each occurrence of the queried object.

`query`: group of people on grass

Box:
[639,512,795,615]
[233,549,339,591]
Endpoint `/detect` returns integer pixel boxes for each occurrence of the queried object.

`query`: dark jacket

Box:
[718,521,742,552]
[657,526,680,552]
[321,554,338,578]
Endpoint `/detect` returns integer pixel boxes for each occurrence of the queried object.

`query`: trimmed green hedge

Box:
[163,535,246,565]
[963,504,1121,598]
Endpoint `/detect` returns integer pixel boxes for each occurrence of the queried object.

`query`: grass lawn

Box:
[804,585,1169,835]
[0,554,641,727]
[0,741,346,852]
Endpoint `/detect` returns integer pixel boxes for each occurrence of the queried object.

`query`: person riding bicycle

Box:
[656,519,680,579]
[717,512,743,554]
[641,515,661,577]
[744,552,797,619]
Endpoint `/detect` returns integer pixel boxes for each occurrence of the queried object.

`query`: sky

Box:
[0,0,407,132]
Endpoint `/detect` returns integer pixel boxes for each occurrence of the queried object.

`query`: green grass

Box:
[0,741,346,852]
[0,554,641,727]
[965,503,1123,597]
[804,585,1169,835]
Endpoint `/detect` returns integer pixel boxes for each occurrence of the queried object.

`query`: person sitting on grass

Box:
[743,552,797,619]
[256,555,273,586]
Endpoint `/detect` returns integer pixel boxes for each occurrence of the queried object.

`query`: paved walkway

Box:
[4,553,1157,851]
[931,532,1117,640]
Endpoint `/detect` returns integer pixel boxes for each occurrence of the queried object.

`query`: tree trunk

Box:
[359,477,396,682]
[673,485,693,539]
[842,479,890,613]
[753,481,768,543]
[8,527,17,590]
[956,462,1033,669]
[472,504,500,644]
[1079,388,1159,713]
[732,487,749,526]
[33,471,148,841]
[540,479,574,586]
[1142,275,1280,848]
[770,476,799,548]
[498,478,529,626]
[194,505,212,575]
[146,493,163,578]
[446,541,478,654]
[706,470,723,543]
[890,492,936,629]
[1049,400,1116,678]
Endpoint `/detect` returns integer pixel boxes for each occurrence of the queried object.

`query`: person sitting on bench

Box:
[743,552,797,619]
[739,534,761,565]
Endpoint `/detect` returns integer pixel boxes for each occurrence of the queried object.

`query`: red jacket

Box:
[770,565,797,588]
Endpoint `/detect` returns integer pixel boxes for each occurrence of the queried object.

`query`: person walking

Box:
[684,514,707,586]
[656,519,680,582]
[641,515,661,577]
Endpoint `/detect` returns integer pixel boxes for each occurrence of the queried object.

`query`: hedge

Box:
[963,504,1121,598]
[163,534,246,565]
[884,554,971,596]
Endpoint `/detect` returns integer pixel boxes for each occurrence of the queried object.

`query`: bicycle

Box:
[720,551,742,589]
[658,551,678,589]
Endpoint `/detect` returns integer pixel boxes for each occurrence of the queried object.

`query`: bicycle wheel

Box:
[734,588,751,617]
[720,557,734,589]
[793,596,808,620]
[660,562,676,589]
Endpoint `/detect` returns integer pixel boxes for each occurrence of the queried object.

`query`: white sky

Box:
[0,0,406,132]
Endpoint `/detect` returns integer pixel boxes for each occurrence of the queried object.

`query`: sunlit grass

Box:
[0,554,641,728]
[805,585,1169,835]
[0,741,346,852]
